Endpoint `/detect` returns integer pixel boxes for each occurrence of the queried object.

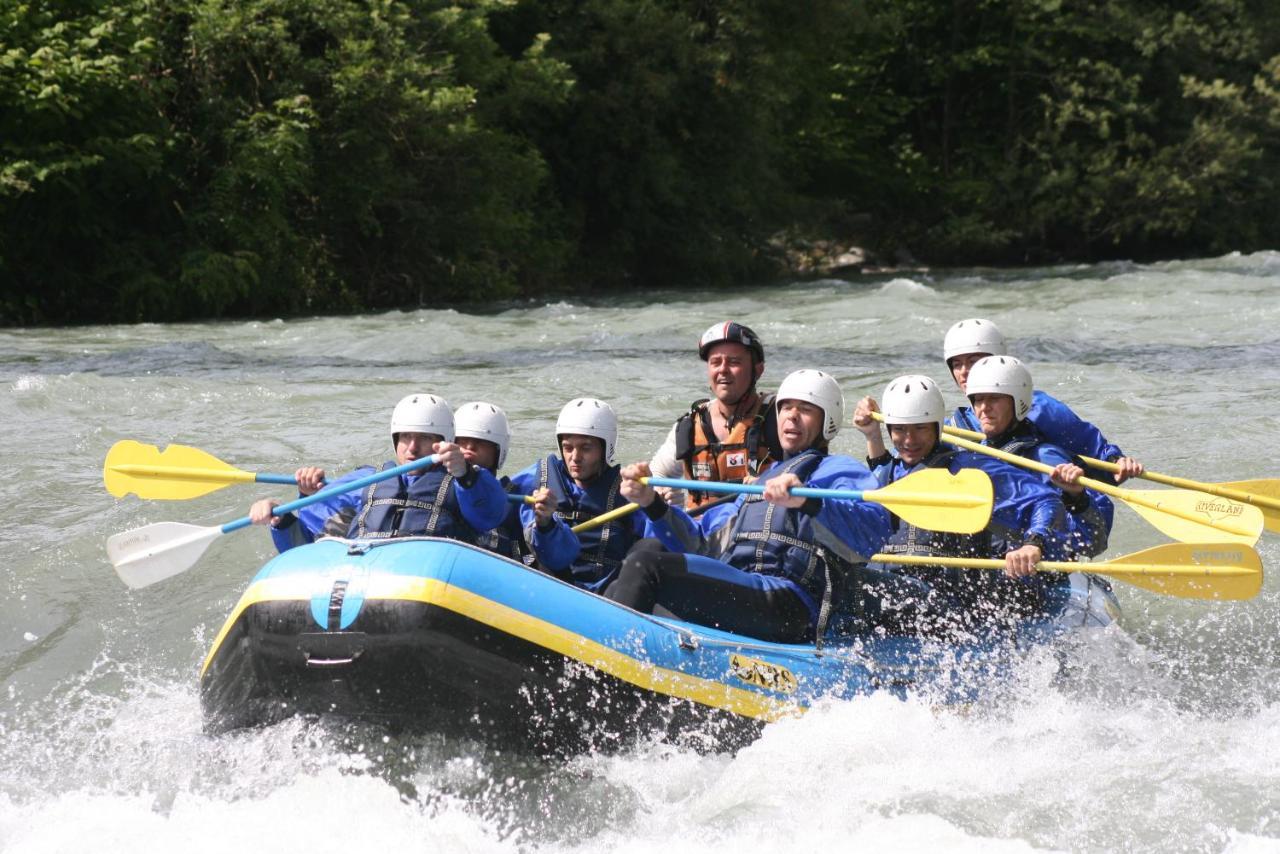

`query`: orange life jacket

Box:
[673,394,779,510]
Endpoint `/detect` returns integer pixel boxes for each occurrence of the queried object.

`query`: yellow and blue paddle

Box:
[640,466,994,535]
[866,413,1265,545]
[105,439,534,505]
[938,421,1280,532]
[104,440,313,500]
[875,542,1263,601]
[107,455,441,590]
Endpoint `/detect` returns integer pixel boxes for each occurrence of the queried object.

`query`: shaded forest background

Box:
[4,0,1280,324]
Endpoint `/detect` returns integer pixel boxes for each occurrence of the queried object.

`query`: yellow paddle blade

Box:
[1221,478,1280,501]
[874,542,1262,601]
[867,467,994,535]
[1118,488,1263,547]
[1220,479,1280,534]
[103,440,254,500]
[1086,542,1263,600]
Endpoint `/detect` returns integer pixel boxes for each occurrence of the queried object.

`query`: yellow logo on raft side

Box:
[729,654,798,694]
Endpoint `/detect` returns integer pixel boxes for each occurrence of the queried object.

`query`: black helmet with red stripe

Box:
[697,321,765,364]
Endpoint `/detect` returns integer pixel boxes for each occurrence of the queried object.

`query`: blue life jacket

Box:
[347,461,477,543]
[474,475,528,563]
[538,456,636,589]
[720,450,834,606]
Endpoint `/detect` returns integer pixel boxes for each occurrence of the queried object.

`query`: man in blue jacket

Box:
[605,370,895,644]
[963,356,1113,558]
[248,393,509,550]
[509,398,645,591]
[454,400,528,563]
[941,318,1144,482]
[852,374,1091,624]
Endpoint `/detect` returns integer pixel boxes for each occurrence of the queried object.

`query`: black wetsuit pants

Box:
[603,541,813,643]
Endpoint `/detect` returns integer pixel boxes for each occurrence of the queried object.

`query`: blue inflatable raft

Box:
[199,537,1120,752]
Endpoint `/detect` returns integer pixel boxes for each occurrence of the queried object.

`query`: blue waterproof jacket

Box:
[473,475,529,563]
[950,389,1125,462]
[510,455,646,591]
[979,421,1113,557]
[648,451,894,617]
[266,461,508,552]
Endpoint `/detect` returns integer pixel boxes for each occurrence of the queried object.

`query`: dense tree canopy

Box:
[3,0,1279,324]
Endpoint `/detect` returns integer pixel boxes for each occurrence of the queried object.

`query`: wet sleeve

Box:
[809,460,894,559]
[646,499,742,556]
[1028,391,1124,461]
[455,466,511,533]
[269,513,314,553]
[285,467,373,548]
[519,504,581,571]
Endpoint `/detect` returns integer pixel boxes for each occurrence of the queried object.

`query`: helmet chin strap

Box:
[715,387,760,426]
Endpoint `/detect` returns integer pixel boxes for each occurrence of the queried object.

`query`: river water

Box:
[1,254,1278,852]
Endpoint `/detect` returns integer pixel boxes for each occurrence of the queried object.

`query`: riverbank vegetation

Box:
[4,0,1280,324]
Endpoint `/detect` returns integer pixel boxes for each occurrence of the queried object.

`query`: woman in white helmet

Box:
[942,317,1143,484]
[647,321,780,510]
[852,375,1093,624]
[606,370,895,644]
[965,357,1112,561]
[506,398,646,591]
[454,401,527,563]
[248,394,509,550]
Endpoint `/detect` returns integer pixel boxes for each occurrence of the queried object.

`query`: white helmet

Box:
[555,398,618,463]
[966,356,1034,420]
[882,374,945,431]
[454,401,511,469]
[390,393,454,442]
[776,369,844,442]
[943,318,1007,363]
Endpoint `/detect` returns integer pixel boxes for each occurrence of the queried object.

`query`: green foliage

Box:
[3,0,1280,324]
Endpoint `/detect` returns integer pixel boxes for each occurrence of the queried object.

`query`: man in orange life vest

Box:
[649,322,782,509]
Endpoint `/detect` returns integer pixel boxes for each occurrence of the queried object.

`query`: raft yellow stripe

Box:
[200,576,804,722]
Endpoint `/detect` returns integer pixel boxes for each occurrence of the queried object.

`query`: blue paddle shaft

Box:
[221,455,441,534]
[253,473,310,486]
[643,476,867,502]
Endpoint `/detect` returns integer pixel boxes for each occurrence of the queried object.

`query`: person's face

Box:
[705,342,761,405]
[970,394,1015,437]
[559,434,604,483]
[776,399,824,453]
[457,436,499,471]
[948,352,989,392]
[888,422,940,466]
[395,432,442,466]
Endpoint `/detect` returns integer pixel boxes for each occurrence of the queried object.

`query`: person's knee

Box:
[625,537,667,557]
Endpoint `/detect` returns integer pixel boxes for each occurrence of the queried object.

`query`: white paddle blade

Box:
[106,521,222,589]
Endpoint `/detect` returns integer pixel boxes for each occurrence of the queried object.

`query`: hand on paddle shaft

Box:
[248,467,325,526]
[104,440,329,501]
[632,466,995,535]
[107,455,445,589]
[244,443,470,527]
[935,433,1265,546]
[621,463,809,511]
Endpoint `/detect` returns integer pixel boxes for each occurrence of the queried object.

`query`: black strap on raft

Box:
[814,558,834,652]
